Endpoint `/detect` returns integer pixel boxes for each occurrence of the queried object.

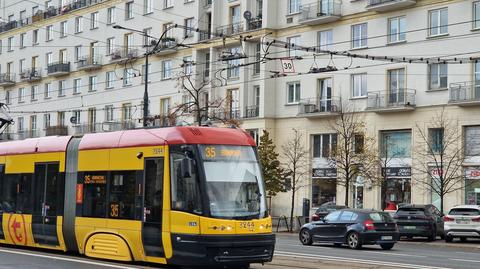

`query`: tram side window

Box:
[108,171,136,220]
[82,172,107,218]
[1,174,33,214]
[171,152,202,214]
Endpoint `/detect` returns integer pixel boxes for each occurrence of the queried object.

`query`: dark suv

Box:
[394,204,444,241]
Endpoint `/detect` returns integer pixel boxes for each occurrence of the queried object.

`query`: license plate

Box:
[381,236,393,240]
[403,226,416,230]
[456,220,470,224]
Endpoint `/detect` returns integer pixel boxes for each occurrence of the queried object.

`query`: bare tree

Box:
[281,129,308,232]
[174,71,210,125]
[414,107,466,213]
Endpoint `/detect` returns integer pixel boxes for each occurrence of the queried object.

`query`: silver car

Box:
[443,205,480,242]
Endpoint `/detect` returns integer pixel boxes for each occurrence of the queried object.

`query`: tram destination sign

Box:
[382,167,412,177]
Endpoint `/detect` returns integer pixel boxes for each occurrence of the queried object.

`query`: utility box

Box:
[302,198,310,223]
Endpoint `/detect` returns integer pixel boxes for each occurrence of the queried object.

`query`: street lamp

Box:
[113,25,158,127]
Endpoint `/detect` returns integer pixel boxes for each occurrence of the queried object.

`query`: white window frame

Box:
[106,37,115,55]
[318,30,333,51]
[59,80,66,96]
[288,0,301,14]
[75,17,83,33]
[429,8,448,37]
[18,87,25,103]
[73,78,82,94]
[474,2,480,30]
[90,12,99,29]
[126,1,134,19]
[184,18,194,37]
[89,76,97,92]
[162,60,172,79]
[106,71,114,89]
[287,81,301,104]
[352,23,368,49]
[287,36,301,57]
[20,33,26,48]
[105,105,114,122]
[429,63,448,90]
[46,25,53,41]
[144,0,154,14]
[44,83,52,99]
[124,68,133,86]
[43,113,51,129]
[388,16,406,43]
[7,37,14,52]
[107,7,116,24]
[33,29,39,45]
[60,21,68,37]
[351,73,367,98]
[164,0,174,9]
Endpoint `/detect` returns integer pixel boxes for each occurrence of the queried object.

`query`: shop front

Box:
[311,168,337,207]
[465,166,480,205]
[381,167,412,210]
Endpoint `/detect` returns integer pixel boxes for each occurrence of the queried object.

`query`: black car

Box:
[299,209,399,250]
[311,202,348,221]
[393,204,444,241]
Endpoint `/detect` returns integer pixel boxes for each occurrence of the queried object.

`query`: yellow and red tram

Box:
[0,126,274,267]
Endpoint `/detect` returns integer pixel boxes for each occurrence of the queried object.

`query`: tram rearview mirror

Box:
[180,157,194,178]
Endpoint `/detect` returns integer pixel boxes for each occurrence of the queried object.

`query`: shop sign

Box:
[382,167,411,177]
[465,167,480,180]
[312,168,337,178]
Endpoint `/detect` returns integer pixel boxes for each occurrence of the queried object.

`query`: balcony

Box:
[365,0,416,12]
[212,108,240,120]
[47,62,71,76]
[20,68,42,82]
[110,49,139,63]
[449,82,480,106]
[77,55,102,71]
[199,31,213,41]
[366,89,416,112]
[244,105,260,118]
[154,38,178,56]
[0,132,15,141]
[216,22,244,36]
[299,1,342,25]
[45,125,69,136]
[298,97,342,118]
[247,18,263,31]
[0,73,16,87]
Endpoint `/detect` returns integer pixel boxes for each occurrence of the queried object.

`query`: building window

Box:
[30,115,37,131]
[287,82,301,104]
[90,12,99,29]
[162,60,172,79]
[312,134,337,158]
[88,76,97,92]
[46,52,53,67]
[32,29,39,45]
[105,105,114,122]
[75,17,83,33]
[388,16,406,43]
[287,36,301,57]
[143,28,152,47]
[18,88,25,103]
[183,56,193,75]
[465,126,480,157]
[7,37,14,51]
[58,111,65,126]
[106,38,115,55]
[122,104,132,120]
[429,63,448,89]
[160,98,171,116]
[72,110,81,124]
[144,0,154,14]
[388,68,406,104]
[288,0,300,14]
[60,21,68,37]
[124,68,133,86]
[74,45,82,62]
[107,7,116,24]
[354,134,365,154]
[352,23,367,49]
[17,117,24,132]
[247,129,259,146]
[164,0,174,9]
[126,1,134,19]
[312,179,336,207]
[43,114,50,129]
[475,2,480,30]
[5,90,11,104]
[227,47,241,78]
[44,83,52,99]
[106,71,114,89]
[429,8,448,36]
[20,33,26,48]
[429,128,444,154]
[381,130,412,158]
[184,18,194,37]
[254,43,261,75]
[352,73,367,98]
[58,80,66,96]
[73,78,82,94]
[318,30,333,51]
[46,25,53,41]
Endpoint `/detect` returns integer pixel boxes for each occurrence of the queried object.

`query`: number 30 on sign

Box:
[280,58,295,73]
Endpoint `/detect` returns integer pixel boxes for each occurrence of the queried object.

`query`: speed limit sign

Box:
[280,58,295,73]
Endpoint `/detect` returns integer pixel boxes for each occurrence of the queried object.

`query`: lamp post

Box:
[113,25,158,127]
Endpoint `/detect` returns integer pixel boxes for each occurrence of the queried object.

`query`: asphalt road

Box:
[0,234,479,269]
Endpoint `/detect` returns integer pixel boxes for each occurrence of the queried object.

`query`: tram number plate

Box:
[239,221,255,231]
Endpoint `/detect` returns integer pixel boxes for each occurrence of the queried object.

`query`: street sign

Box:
[280,58,295,73]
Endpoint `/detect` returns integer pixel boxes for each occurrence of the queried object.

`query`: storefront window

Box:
[381,130,412,158]
[465,167,480,205]
[383,178,411,209]
[353,176,364,209]
[465,126,480,157]
[312,178,336,207]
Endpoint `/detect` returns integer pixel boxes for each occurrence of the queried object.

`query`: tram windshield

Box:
[199,145,267,220]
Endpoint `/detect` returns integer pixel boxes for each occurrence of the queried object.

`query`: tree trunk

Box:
[344,182,349,207]
[290,190,295,232]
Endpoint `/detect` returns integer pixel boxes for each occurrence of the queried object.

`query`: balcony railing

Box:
[298,97,342,117]
[0,0,109,35]
[0,73,16,86]
[20,68,42,81]
[45,125,69,136]
[216,22,244,36]
[244,105,260,118]
[212,108,241,120]
[366,89,416,112]
[449,81,480,105]
[0,132,15,141]
[77,55,103,70]
[154,38,178,56]
[299,1,342,25]
[247,18,263,30]
[110,49,139,62]
[199,31,213,41]
[366,0,416,12]
[47,62,71,76]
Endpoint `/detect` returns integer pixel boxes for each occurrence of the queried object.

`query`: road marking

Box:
[0,248,143,269]
[275,251,452,269]
[360,251,427,258]
[449,258,480,263]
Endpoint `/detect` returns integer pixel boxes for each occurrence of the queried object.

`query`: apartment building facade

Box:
[1,0,480,216]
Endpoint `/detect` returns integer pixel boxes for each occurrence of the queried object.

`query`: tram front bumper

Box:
[169,233,275,266]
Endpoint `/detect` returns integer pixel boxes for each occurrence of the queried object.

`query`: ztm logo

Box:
[7,215,27,245]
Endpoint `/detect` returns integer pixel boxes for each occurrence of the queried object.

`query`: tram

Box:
[0,126,275,267]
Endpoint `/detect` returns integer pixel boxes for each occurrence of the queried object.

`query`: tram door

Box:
[142,158,165,257]
[32,163,63,246]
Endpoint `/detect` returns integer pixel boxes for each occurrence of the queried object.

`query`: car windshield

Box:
[369,212,394,222]
[397,208,425,214]
[449,208,480,216]
[200,145,267,220]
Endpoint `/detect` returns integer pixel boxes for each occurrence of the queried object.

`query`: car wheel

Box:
[299,229,313,245]
[380,243,395,250]
[427,227,436,241]
[445,236,453,243]
[347,232,362,250]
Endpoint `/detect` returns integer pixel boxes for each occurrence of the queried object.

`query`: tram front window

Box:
[200,145,267,220]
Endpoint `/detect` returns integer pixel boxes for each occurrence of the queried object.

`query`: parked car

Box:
[393,204,444,241]
[443,205,480,242]
[299,209,399,250]
[310,202,348,221]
